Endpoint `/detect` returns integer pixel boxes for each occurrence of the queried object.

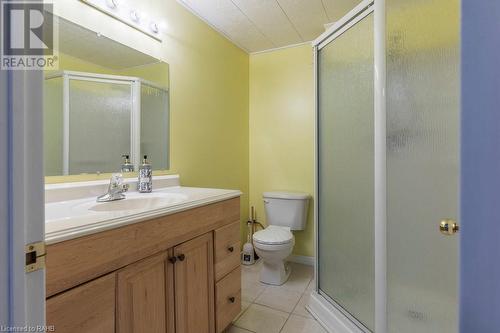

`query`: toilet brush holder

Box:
[241,241,255,265]
[242,220,255,265]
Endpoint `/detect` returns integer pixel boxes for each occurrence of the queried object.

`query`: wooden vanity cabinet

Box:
[45,198,241,333]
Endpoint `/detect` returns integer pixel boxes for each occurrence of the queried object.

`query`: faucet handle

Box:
[109,173,123,187]
[97,174,128,202]
[110,174,129,193]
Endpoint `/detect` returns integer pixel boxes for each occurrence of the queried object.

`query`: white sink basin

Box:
[76,192,188,213]
[46,191,188,222]
[88,195,184,212]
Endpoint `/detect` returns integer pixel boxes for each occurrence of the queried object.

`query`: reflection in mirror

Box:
[44,16,169,176]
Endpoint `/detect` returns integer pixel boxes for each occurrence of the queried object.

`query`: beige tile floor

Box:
[226,261,327,333]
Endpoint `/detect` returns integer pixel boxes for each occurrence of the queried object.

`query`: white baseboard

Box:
[307,292,365,333]
[287,255,315,266]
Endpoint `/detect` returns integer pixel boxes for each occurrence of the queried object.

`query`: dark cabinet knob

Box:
[228,296,235,303]
[177,254,185,261]
[228,246,234,253]
[168,257,177,264]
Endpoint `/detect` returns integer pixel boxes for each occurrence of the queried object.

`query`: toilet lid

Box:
[253,226,293,245]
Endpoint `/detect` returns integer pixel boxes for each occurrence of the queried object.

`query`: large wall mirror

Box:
[44,16,169,176]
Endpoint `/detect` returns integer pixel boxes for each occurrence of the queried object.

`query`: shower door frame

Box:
[311,0,386,332]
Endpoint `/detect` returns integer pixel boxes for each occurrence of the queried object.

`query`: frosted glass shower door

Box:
[317,13,374,331]
[386,0,459,332]
[68,79,132,174]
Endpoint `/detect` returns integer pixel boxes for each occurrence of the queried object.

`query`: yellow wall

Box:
[50,0,250,239]
[249,45,315,256]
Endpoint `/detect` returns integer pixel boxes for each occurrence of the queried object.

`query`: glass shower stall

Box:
[311,0,459,332]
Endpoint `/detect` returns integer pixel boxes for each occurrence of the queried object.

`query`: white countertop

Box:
[45,175,241,244]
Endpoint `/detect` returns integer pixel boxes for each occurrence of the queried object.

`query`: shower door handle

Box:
[439,219,459,235]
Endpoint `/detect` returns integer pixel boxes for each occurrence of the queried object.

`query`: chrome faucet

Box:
[97,173,129,202]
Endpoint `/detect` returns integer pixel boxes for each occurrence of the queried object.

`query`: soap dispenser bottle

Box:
[138,155,152,193]
[121,154,134,172]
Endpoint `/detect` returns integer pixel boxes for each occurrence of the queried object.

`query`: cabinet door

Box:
[46,273,115,333]
[117,251,175,333]
[174,233,215,333]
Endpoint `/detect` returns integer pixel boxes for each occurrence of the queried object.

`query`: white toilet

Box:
[253,192,310,285]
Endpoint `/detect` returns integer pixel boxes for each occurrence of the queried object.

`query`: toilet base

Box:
[260,260,291,285]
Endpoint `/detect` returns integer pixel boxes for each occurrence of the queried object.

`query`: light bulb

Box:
[150,22,159,33]
[106,0,118,9]
[130,10,140,23]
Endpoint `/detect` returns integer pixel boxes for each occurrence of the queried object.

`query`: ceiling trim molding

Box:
[175,0,250,53]
[249,41,312,55]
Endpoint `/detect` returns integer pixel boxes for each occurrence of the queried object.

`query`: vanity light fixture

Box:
[80,0,163,42]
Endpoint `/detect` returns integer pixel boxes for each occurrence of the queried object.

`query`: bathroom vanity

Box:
[44,176,242,333]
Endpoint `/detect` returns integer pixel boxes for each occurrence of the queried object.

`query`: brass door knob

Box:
[440,219,459,235]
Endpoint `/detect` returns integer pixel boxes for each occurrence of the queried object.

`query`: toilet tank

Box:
[263,192,310,231]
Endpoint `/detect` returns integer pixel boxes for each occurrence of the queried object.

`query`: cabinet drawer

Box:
[214,221,240,281]
[215,267,241,333]
[46,273,115,333]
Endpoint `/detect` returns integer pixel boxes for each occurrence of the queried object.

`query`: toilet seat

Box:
[253,240,294,252]
[253,225,293,245]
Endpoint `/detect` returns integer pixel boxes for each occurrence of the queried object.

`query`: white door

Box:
[0,66,46,328]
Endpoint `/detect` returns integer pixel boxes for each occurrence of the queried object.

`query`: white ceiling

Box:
[178,0,360,53]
